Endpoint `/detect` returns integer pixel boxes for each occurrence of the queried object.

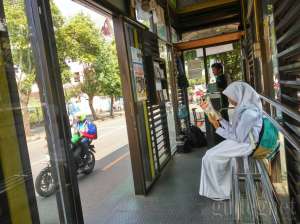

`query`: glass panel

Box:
[2,0,66,223]
[206,42,242,84]
[51,0,131,221]
[0,40,35,224]
[184,49,206,130]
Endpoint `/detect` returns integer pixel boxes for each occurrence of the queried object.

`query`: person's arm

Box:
[216,110,259,142]
[219,119,230,129]
[215,119,233,139]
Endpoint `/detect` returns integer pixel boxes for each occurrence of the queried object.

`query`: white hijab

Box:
[223,81,262,126]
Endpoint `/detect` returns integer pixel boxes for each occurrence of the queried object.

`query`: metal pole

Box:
[203,48,209,86]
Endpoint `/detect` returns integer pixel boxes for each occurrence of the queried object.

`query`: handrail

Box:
[259,95,300,152]
[256,160,281,224]
[243,157,261,223]
[259,95,300,123]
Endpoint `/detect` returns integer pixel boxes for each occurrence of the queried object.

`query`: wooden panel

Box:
[113,17,146,195]
[273,0,300,222]
[177,0,238,14]
[175,31,244,50]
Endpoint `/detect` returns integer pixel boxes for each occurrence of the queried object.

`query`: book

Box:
[201,96,221,120]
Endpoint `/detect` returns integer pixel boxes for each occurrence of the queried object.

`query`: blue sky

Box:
[53,0,106,28]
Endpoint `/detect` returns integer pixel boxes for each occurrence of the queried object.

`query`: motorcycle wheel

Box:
[83,151,95,175]
[35,167,56,197]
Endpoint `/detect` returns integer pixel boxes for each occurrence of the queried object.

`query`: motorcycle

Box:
[35,139,96,197]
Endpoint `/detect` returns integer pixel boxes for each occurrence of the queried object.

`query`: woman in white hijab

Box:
[199,81,263,200]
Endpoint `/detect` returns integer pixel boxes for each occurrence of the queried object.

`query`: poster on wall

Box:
[131,47,143,64]
[133,62,144,77]
[131,47,147,101]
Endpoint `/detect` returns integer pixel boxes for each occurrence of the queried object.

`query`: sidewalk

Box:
[27,111,125,142]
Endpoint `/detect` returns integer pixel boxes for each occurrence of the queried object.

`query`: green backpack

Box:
[252,117,279,160]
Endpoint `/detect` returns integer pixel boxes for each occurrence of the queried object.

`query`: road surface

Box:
[28,116,128,179]
[27,116,131,224]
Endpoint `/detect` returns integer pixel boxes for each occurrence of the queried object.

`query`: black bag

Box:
[188,125,207,148]
[177,137,192,153]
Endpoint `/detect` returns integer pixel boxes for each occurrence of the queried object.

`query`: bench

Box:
[230,117,281,223]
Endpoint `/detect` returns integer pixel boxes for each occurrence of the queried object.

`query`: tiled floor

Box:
[83,147,232,224]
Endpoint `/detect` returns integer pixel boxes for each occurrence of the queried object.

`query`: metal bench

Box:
[231,124,281,223]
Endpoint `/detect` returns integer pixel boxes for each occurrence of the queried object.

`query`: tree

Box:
[4,0,70,135]
[60,13,104,120]
[64,85,81,103]
[80,67,100,119]
[4,0,36,135]
[94,41,121,117]
[184,50,197,61]
[51,1,72,84]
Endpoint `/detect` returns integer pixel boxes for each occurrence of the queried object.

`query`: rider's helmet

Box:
[75,112,86,122]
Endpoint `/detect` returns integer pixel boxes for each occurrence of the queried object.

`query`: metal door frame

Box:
[25,0,84,223]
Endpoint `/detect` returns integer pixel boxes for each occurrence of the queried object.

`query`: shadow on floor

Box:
[84,147,232,224]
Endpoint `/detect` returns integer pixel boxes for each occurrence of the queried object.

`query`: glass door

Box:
[0,0,83,223]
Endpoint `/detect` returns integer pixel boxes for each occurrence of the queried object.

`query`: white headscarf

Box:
[223,81,262,126]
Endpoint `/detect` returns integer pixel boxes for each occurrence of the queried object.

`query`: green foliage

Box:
[80,67,99,99]
[50,1,72,83]
[5,1,122,121]
[60,13,102,64]
[4,0,35,96]
[184,50,197,61]
[29,106,43,126]
[61,13,121,101]
[94,41,121,98]
[19,72,35,97]
[189,78,205,86]
[64,85,81,102]
[60,15,123,119]
[4,0,72,97]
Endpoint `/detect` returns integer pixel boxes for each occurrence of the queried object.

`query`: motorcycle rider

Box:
[72,113,97,166]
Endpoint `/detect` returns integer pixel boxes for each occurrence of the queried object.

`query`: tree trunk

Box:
[88,96,97,120]
[110,96,114,118]
[20,94,31,136]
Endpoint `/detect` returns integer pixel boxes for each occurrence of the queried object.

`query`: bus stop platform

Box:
[82,147,232,224]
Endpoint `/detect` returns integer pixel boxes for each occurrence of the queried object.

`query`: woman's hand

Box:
[200,100,208,110]
[208,114,220,129]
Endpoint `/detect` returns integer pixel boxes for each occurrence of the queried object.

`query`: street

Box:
[28,116,128,179]
[27,116,131,224]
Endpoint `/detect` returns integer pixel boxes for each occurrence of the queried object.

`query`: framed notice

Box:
[133,62,144,78]
[131,47,143,64]
[131,47,147,101]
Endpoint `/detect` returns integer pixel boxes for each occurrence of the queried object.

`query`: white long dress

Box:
[199,108,262,200]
